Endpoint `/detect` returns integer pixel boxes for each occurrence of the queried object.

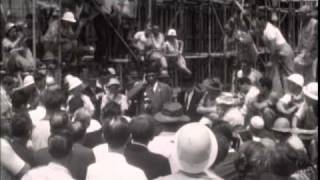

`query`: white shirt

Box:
[86,152,147,180]
[21,162,74,180]
[92,143,109,162]
[31,120,51,151]
[263,22,287,53]
[28,105,46,125]
[133,31,153,51]
[87,119,102,133]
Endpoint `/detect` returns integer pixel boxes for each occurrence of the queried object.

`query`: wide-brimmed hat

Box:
[67,76,83,91]
[272,117,291,133]
[14,75,35,91]
[287,74,304,87]
[106,78,121,87]
[167,29,177,37]
[174,123,218,174]
[201,78,222,92]
[154,102,190,123]
[303,82,318,101]
[62,11,76,23]
[5,22,17,35]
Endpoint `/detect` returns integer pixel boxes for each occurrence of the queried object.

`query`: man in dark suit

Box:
[177,75,204,122]
[142,66,173,115]
[125,114,171,179]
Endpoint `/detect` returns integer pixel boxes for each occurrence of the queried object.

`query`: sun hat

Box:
[67,76,83,91]
[250,116,264,130]
[167,29,177,37]
[287,74,304,87]
[106,78,121,87]
[62,11,76,23]
[154,102,190,123]
[14,75,35,91]
[174,122,218,174]
[303,82,318,101]
[272,117,291,133]
[5,22,16,35]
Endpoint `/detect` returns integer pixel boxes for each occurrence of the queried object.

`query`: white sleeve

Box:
[0,138,26,175]
[82,95,95,117]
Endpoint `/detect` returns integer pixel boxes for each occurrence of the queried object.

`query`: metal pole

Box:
[32,0,37,59]
[58,0,62,85]
[148,0,152,24]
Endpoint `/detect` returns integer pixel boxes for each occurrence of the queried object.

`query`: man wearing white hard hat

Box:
[155,123,222,180]
[163,28,192,75]
[238,116,271,143]
[293,82,318,130]
[276,74,304,119]
[294,5,318,84]
[42,11,77,63]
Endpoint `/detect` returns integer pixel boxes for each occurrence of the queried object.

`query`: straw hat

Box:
[167,29,177,37]
[154,102,190,123]
[303,82,318,101]
[287,74,304,87]
[272,117,291,133]
[62,11,76,23]
[67,76,83,91]
[174,123,218,174]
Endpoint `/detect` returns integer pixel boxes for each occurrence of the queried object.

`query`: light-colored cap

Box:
[106,78,121,87]
[174,122,218,174]
[287,74,304,87]
[167,29,177,36]
[62,11,76,23]
[250,116,264,130]
[303,82,318,101]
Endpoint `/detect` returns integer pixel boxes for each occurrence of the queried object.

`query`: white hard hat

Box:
[250,116,264,130]
[62,11,76,23]
[174,122,218,174]
[303,82,318,101]
[106,78,121,87]
[5,22,16,35]
[287,74,304,87]
[46,76,56,86]
[14,75,35,91]
[167,29,177,37]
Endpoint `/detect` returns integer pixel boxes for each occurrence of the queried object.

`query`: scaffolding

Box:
[1,0,317,87]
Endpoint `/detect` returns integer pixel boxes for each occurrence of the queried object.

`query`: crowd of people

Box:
[0,1,318,180]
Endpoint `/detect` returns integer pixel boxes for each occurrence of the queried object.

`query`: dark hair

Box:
[42,88,64,111]
[259,77,273,90]
[2,76,15,86]
[213,134,231,167]
[11,90,28,109]
[234,141,268,175]
[68,95,84,114]
[74,108,91,129]
[238,77,252,86]
[211,121,233,142]
[130,114,155,143]
[50,111,70,134]
[70,121,86,142]
[102,117,130,149]
[101,101,122,119]
[34,72,46,83]
[11,112,33,138]
[48,130,73,159]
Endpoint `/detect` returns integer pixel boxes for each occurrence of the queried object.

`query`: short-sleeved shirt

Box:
[294,102,318,129]
[134,31,153,51]
[241,86,260,116]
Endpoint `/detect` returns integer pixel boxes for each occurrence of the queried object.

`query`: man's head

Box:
[130,114,155,144]
[152,25,160,36]
[74,108,91,129]
[302,82,318,106]
[5,22,18,40]
[34,72,46,91]
[257,77,273,95]
[61,11,76,27]
[145,67,159,85]
[50,111,70,134]
[237,77,252,94]
[102,118,131,149]
[48,130,73,160]
[240,61,252,75]
[70,121,87,143]
[11,112,33,139]
[287,74,304,95]
[1,75,16,93]
[255,11,268,35]
[106,78,121,95]
[42,87,65,112]
[11,90,28,110]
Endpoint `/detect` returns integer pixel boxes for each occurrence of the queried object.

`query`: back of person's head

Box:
[234,141,267,176]
[211,121,233,142]
[74,107,91,129]
[68,94,84,115]
[258,77,273,91]
[101,101,122,119]
[34,72,46,89]
[42,87,64,111]
[70,121,86,143]
[102,117,130,149]
[238,77,252,86]
[11,90,29,110]
[50,111,70,134]
[48,130,73,159]
[11,112,33,138]
[130,114,155,143]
